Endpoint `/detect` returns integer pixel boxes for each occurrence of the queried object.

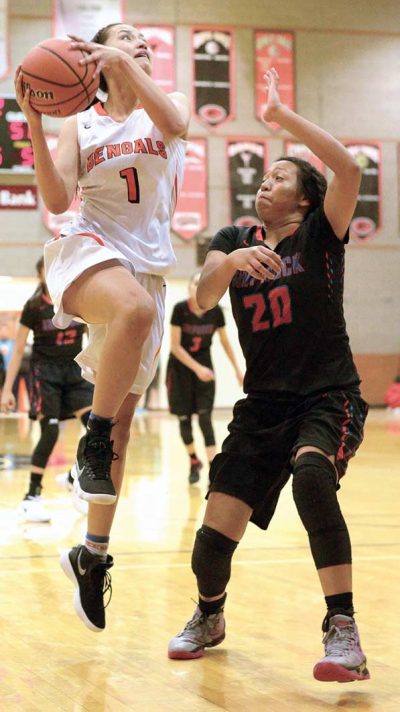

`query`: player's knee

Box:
[292,451,351,568]
[191,525,238,597]
[31,417,59,469]
[179,415,193,445]
[198,410,215,446]
[125,295,156,339]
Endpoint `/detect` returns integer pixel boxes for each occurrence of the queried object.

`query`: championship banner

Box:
[172,138,207,241]
[344,142,382,242]
[227,139,268,226]
[0,0,10,80]
[136,25,175,93]
[42,135,80,236]
[192,27,234,128]
[255,31,294,132]
[53,0,125,40]
[284,141,325,174]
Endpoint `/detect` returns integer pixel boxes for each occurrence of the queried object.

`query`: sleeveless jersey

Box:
[168,300,225,368]
[209,207,360,396]
[20,289,86,362]
[62,102,186,275]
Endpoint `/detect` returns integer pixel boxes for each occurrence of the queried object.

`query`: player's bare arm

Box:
[262,68,361,239]
[197,247,282,310]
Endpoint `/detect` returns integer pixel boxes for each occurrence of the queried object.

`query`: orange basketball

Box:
[21,38,100,118]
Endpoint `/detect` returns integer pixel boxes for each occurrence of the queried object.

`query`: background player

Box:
[166,272,243,483]
[168,68,370,684]
[0,257,92,522]
[14,23,190,630]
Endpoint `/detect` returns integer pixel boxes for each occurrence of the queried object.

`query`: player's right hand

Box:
[0,389,16,414]
[229,245,282,282]
[14,66,42,125]
[196,366,215,382]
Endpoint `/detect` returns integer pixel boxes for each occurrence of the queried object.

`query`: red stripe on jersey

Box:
[77,232,105,246]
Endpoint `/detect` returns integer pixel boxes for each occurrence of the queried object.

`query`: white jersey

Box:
[61,102,186,275]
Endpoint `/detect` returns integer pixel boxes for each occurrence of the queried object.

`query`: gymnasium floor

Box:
[0,408,399,711]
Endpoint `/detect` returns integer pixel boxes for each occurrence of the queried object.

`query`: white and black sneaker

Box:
[60,545,113,632]
[72,434,117,505]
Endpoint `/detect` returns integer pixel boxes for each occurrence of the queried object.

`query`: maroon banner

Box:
[172,138,208,241]
[255,31,294,132]
[192,27,234,128]
[42,135,80,236]
[284,141,326,174]
[0,185,38,209]
[227,139,268,226]
[344,142,382,242]
[136,25,176,93]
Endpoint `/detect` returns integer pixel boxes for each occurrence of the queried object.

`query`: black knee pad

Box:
[198,410,215,447]
[80,410,91,428]
[179,415,193,445]
[292,452,351,569]
[31,417,60,469]
[191,525,238,597]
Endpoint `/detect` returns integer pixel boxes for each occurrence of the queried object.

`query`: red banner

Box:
[172,138,208,241]
[192,27,235,128]
[0,185,38,209]
[136,25,175,93]
[227,139,268,226]
[255,31,294,132]
[42,135,80,236]
[284,141,326,174]
[344,142,382,242]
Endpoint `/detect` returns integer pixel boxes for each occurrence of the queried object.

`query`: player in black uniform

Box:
[0,258,93,522]
[169,69,370,684]
[166,273,243,483]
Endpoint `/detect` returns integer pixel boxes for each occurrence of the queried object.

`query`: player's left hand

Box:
[68,35,133,79]
[262,68,283,123]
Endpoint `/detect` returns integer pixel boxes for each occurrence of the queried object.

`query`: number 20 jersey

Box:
[63,102,187,276]
[209,207,360,396]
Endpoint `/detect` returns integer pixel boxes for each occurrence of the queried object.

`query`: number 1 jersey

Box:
[61,102,187,276]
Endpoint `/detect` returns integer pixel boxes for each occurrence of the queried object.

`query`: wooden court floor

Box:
[0,408,399,711]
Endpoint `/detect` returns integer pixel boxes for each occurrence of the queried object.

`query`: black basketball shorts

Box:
[166,361,215,416]
[208,388,368,529]
[29,359,93,420]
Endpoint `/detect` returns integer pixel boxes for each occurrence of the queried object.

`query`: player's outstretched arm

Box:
[262,68,361,239]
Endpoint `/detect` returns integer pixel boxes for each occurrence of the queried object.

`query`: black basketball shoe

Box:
[60,545,113,632]
[72,434,117,504]
[189,458,203,484]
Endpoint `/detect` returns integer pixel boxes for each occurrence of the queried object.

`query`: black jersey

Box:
[209,207,360,396]
[169,300,225,366]
[20,288,86,362]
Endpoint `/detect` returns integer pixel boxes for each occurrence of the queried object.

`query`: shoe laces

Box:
[85,436,119,481]
[181,607,222,638]
[92,561,113,608]
[323,620,356,656]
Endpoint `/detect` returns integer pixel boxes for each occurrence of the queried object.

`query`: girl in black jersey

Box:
[169,69,370,684]
[166,273,243,483]
[0,259,93,523]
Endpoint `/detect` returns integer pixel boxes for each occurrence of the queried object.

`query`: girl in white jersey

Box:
[15,23,190,632]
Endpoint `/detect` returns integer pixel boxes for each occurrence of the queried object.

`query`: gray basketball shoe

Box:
[313,613,370,682]
[168,605,225,659]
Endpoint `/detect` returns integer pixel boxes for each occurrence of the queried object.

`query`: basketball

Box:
[21,38,99,118]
